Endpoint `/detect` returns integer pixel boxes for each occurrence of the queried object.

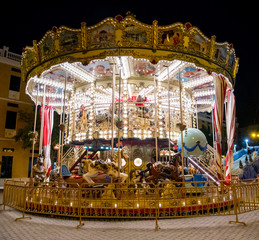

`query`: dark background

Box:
[1,0,258,128]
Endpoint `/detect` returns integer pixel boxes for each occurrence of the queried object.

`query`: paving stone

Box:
[0,207,259,240]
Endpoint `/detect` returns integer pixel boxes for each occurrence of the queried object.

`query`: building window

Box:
[28,157,37,177]
[11,67,21,73]
[1,156,13,178]
[2,148,14,152]
[7,102,19,108]
[5,111,17,129]
[9,75,21,92]
[30,149,39,153]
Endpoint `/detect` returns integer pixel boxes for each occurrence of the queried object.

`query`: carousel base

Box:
[20,183,234,219]
[24,200,234,219]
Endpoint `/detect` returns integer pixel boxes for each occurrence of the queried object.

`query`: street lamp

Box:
[251,132,259,138]
[245,139,249,149]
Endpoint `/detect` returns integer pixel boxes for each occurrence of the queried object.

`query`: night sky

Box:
[1,1,258,128]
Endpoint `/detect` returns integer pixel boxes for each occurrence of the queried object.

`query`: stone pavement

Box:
[0,205,259,239]
[1,190,259,240]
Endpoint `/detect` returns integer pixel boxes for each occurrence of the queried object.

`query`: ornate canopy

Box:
[21,13,238,84]
[21,13,239,143]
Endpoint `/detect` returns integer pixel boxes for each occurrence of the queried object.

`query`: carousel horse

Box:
[49,164,116,187]
[82,158,128,185]
[133,164,151,183]
[33,155,46,185]
[143,152,183,184]
[82,149,129,185]
[50,149,129,186]
[144,162,183,184]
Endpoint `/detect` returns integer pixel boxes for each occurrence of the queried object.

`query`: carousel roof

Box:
[22,13,238,111]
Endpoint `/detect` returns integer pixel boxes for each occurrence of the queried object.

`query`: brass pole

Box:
[196,100,198,129]
[167,66,171,161]
[117,64,122,180]
[211,106,215,162]
[30,84,39,180]
[178,68,185,177]
[58,92,63,169]
[111,63,115,161]
[39,84,46,155]
[60,72,67,177]
[153,74,158,162]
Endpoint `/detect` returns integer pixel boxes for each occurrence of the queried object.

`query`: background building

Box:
[0,46,37,179]
[198,111,228,155]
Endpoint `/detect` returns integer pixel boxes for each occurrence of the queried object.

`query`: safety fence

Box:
[2,179,259,229]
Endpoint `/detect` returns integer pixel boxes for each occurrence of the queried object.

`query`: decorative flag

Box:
[213,74,227,180]
[225,89,236,181]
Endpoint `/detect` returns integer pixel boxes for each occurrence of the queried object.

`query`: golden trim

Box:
[21,15,238,85]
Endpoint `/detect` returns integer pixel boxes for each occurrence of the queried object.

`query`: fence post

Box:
[15,182,32,221]
[229,181,246,226]
[154,184,160,231]
[76,185,84,229]
[0,180,6,211]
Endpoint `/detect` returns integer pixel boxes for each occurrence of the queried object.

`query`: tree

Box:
[14,108,38,149]
[14,106,60,149]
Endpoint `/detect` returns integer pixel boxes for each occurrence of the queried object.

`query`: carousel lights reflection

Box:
[193,88,215,97]
[84,145,120,151]
[32,77,73,90]
[60,62,95,82]
[188,157,219,185]
[157,60,183,81]
[182,75,213,88]
[31,90,66,98]
[195,99,214,105]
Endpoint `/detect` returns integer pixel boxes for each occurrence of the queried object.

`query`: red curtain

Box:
[40,105,54,176]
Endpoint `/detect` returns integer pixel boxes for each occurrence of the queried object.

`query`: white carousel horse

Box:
[82,150,128,185]
[33,155,46,184]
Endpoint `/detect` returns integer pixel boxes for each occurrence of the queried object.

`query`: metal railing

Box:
[62,146,85,169]
[2,179,259,229]
[0,46,22,62]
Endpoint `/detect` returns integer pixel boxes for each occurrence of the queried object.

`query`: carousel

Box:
[7,12,241,223]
